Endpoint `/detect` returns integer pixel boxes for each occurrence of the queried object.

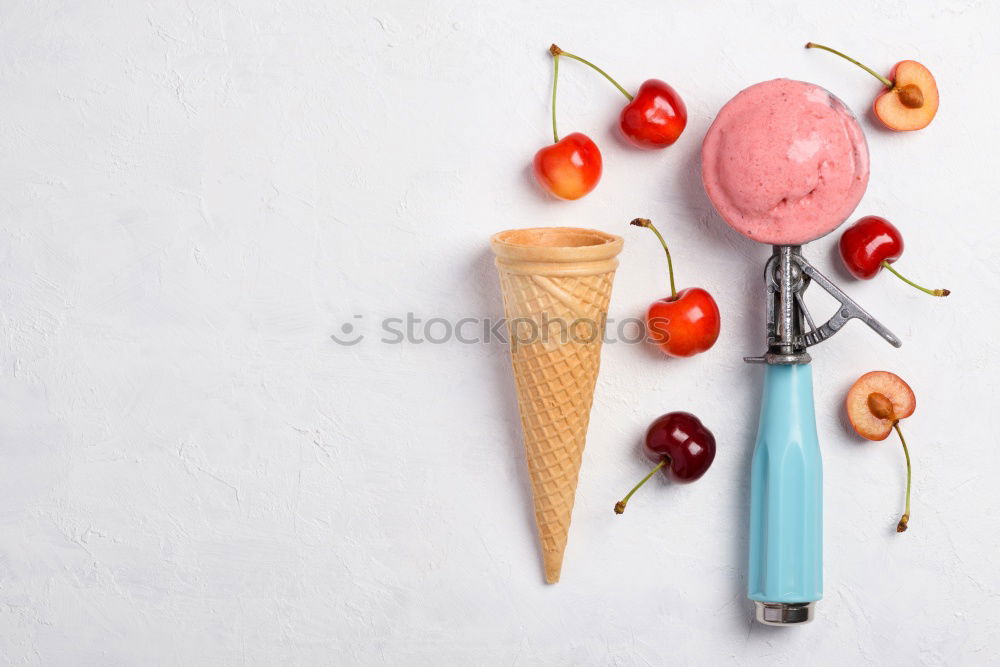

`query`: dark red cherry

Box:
[643,411,716,482]
[615,412,716,513]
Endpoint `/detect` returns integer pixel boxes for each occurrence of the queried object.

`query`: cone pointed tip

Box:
[543,550,565,584]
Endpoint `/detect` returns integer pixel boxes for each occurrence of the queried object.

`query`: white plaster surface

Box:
[2,1,999,664]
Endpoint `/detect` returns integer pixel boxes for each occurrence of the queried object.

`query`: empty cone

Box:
[490,227,623,583]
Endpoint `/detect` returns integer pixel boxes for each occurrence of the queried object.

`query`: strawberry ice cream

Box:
[701,79,869,245]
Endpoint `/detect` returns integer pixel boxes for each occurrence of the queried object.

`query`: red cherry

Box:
[615,412,716,514]
[532,133,603,200]
[549,45,685,150]
[839,216,949,296]
[631,218,720,357]
[532,47,603,200]
[839,215,902,279]
[619,79,687,149]
[646,288,721,358]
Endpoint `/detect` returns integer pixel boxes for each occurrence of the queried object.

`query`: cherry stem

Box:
[893,422,912,533]
[550,44,633,102]
[805,42,894,88]
[631,218,677,299]
[550,51,561,143]
[881,261,950,297]
[615,459,666,514]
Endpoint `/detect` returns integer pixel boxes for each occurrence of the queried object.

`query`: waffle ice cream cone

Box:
[490,227,623,583]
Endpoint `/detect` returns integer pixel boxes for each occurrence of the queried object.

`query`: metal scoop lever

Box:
[745,247,900,364]
[792,253,902,349]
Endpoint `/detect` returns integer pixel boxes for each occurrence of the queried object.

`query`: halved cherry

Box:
[806,42,939,131]
[876,61,939,131]
[846,371,916,440]
[846,371,918,532]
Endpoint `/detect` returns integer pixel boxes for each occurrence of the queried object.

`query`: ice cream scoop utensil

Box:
[701,80,901,625]
[744,245,899,625]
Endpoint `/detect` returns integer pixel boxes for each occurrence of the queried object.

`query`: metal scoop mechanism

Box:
[745,245,901,365]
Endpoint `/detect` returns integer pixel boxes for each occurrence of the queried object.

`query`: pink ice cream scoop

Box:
[701,79,869,246]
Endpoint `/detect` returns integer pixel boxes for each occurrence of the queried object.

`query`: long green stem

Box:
[550,44,633,101]
[615,460,666,514]
[550,52,560,143]
[805,42,894,88]
[894,422,912,533]
[881,261,950,297]
[631,218,677,299]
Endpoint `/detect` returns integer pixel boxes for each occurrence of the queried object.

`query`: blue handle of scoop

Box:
[748,363,823,605]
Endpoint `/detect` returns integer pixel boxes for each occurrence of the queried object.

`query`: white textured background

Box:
[2,1,998,664]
